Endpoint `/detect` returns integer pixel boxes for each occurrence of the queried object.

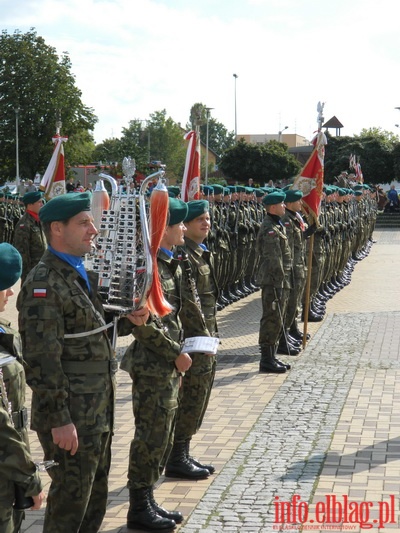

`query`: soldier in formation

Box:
[0,242,45,532]
[120,198,211,531]
[13,191,47,286]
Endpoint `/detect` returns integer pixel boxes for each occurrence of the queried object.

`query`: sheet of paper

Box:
[182,336,220,354]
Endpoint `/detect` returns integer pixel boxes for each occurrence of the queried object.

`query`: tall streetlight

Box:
[14,107,20,186]
[278,125,288,142]
[205,107,214,185]
[233,74,238,140]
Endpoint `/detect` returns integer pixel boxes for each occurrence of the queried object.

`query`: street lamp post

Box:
[15,107,20,186]
[233,74,238,140]
[278,125,288,142]
[205,107,214,185]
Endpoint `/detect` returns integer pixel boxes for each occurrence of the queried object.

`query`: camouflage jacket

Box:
[17,250,116,436]
[0,371,42,505]
[281,210,307,280]
[180,238,218,336]
[13,212,47,284]
[120,248,209,378]
[255,213,292,289]
[0,317,28,437]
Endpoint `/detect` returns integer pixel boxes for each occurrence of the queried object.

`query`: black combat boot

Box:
[127,488,176,531]
[165,442,210,479]
[148,487,183,524]
[277,334,301,356]
[184,438,215,474]
[259,345,287,374]
[289,320,310,342]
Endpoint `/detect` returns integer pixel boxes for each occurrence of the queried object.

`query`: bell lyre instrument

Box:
[90,156,167,319]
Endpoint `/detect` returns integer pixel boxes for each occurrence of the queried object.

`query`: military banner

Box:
[181,129,201,202]
[40,134,68,200]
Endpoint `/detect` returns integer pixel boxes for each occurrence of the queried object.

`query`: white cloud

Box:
[2,0,400,145]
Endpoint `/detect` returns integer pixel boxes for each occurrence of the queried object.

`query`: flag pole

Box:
[301,101,325,348]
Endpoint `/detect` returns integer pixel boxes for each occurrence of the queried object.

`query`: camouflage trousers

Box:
[259,286,290,346]
[37,430,112,533]
[128,375,179,490]
[174,353,217,443]
[0,505,23,533]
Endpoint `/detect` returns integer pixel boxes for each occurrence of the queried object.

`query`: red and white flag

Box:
[40,134,68,200]
[292,130,327,224]
[181,130,200,202]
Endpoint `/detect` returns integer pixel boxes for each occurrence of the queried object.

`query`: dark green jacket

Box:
[13,212,47,284]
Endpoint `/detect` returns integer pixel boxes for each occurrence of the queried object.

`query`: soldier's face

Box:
[162,222,186,249]
[0,287,13,313]
[184,212,210,244]
[53,211,98,256]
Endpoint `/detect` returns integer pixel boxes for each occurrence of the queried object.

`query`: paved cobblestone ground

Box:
[7,229,400,533]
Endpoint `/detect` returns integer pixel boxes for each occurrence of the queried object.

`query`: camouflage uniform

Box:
[17,250,117,533]
[13,212,47,285]
[120,248,209,490]
[256,212,292,373]
[172,238,218,446]
[0,319,41,533]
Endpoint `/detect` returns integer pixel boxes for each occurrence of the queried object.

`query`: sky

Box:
[2,0,400,145]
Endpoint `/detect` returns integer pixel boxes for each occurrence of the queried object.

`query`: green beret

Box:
[245,187,254,194]
[254,189,265,198]
[211,184,224,195]
[354,184,363,190]
[285,189,303,203]
[167,186,181,197]
[0,243,22,290]
[39,192,92,223]
[23,190,43,205]
[262,191,286,206]
[168,191,176,198]
[236,185,246,193]
[354,190,363,196]
[168,198,188,226]
[184,200,209,223]
[202,185,213,196]
[227,186,237,193]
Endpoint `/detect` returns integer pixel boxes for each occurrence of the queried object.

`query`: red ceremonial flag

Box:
[40,134,68,200]
[181,129,201,202]
[291,130,327,224]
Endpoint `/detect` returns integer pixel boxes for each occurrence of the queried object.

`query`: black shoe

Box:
[149,488,183,524]
[184,440,215,474]
[128,488,177,531]
[259,345,287,373]
[165,442,210,480]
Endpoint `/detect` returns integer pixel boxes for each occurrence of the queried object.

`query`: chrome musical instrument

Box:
[91,157,166,315]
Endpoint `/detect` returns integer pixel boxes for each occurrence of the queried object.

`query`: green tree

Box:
[219,139,302,185]
[188,102,235,160]
[324,128,398,185]
[0,28,97,183]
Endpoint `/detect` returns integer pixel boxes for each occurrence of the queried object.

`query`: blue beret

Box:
[0,243,22,290]
[262,191,286,206]
[23,191,44,205]
[184,200,209,223]
[285,189,303,203]
[168,198,188,226]
[39,192,92,223]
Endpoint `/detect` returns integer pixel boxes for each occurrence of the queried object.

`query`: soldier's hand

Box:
[125,306,150,326]
[51,423,79,455]
[175,352,192,373]
[31,490,46,510]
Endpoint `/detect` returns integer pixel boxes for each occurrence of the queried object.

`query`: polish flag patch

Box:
[33,288,47,298]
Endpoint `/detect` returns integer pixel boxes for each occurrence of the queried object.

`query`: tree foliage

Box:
[93,110,187,181]
[0,28,97,183]
[219,139,302,185]
[188,102,236,161]
[324,128,399,185]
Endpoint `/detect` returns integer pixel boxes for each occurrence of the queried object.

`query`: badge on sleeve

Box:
[33,288,47,298]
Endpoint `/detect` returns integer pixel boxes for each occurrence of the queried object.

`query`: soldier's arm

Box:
[17,282,72,430]
[0,405,43,498]
[13,219,32,276]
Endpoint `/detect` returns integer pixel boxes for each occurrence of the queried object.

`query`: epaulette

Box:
[32,261,50,282]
